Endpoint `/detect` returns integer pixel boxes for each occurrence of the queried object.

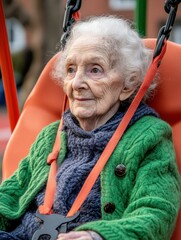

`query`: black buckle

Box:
[32,210,80,240]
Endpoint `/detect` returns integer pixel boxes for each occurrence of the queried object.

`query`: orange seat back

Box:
[144,39,181,240]
[2,39,181,239]
[2,53,67,180]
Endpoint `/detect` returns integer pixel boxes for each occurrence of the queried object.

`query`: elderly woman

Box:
[0,16,180,240]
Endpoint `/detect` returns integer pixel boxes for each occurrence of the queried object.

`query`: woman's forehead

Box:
[66,54,108,67]
[66,37,111,63]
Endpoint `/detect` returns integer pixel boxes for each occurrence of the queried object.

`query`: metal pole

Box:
[0,0,20,132]
[135,0,147,37]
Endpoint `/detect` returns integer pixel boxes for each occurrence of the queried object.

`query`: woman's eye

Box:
[67,66,76,74]
[89,65,103,76]
[86,65,104,79]
[91,67,102,74]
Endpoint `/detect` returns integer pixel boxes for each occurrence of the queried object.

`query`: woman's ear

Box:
[119,87,136,101]
[119,75,138,101]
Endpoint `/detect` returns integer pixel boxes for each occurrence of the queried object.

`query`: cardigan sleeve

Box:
[76,118,180,240]
[0,121,60,231]
[0,155,31,230]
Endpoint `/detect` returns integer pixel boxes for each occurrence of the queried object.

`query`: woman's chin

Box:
[72,108,94,120]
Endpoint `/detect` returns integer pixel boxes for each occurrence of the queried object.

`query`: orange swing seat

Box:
[2,38,181,240]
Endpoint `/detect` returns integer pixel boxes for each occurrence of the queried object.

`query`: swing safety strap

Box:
[39,42,167,217]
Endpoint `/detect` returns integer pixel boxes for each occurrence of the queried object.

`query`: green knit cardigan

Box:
[0,116,180,240]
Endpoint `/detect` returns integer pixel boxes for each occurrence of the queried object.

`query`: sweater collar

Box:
[62,102,158,136]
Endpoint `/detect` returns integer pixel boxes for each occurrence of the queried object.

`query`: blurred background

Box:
[1,0,181,179]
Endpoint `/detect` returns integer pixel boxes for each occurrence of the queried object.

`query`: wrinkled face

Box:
[63,37,128,131]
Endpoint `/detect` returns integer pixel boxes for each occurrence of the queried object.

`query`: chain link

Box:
[165,0,181,13]
[154,0,180,57]
[60,1,180,56]
[61,0,82,50]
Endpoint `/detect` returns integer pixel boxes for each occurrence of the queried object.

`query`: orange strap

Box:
[39,42,167,216]
[72,11,81,21]
[39,96,67,215]
[0,1,20,131]
[38,128,61,215]
[39,10,81,215]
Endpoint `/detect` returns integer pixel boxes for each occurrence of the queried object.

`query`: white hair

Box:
[53,16,156,101]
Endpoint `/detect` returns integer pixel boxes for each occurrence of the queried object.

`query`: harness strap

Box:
[39,96,67,215]
[39,42,167,216]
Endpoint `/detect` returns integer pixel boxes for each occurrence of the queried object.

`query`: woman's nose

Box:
[72,70,86,90]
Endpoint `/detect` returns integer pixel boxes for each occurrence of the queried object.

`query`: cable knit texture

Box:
[0,104,180,240]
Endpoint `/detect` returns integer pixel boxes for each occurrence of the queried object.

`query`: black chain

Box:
[60,1,180,55]
[61,0,82,50]
[154,0,180,58]
[164,0,181,13]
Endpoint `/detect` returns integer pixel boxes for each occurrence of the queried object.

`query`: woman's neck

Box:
[77,104,120,131]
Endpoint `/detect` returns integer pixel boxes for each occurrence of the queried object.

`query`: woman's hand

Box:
[57,231,93,240]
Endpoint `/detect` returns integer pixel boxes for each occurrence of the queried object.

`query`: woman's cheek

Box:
[63,81,71,96]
